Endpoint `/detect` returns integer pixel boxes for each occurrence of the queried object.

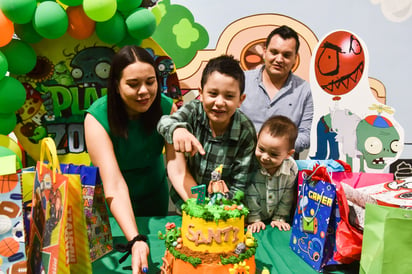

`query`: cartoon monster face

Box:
[70,47,115,87]
[52,61,75,86]
[156,57,175,78]
[356,115,401,170]
[211,170,221,181]
[315,30,365,97]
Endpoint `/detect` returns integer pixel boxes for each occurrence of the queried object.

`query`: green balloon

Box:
[0,76,26,114]
[125,8,156,40]
[116,33,142,48]
[58,0,83,6]
[83,0,117,22]
[0,0,37,24]
[0,112,17,135]
[33,1,68,39]
[14,23,43,44]
[0,51,8,80]
[116,0,142,13]
[1,39,37,75]
[96,12,127,44]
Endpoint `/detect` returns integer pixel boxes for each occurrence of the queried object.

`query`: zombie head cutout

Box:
[69,46,115,88]
[315,30,365,98]
[356,115,401,170]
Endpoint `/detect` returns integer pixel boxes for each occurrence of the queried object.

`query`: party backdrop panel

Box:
[308,30,404,172]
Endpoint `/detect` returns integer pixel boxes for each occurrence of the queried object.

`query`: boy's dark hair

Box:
[107,45,162,138]
[266,25,300,54]
[259,115,298,150]
[200,55,245,94]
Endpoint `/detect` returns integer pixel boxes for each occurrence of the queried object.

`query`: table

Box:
[92,216,323,274]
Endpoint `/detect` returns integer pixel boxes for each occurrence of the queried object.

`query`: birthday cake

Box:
[159,192,257,274]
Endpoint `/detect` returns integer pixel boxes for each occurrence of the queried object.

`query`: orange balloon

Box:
[0,10,14,47]
[66,5,95,40]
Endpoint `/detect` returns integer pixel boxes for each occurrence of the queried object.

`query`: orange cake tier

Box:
[159,197,257,274]
[162,250,256,274]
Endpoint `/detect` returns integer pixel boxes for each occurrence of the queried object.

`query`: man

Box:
[240,25,313,154]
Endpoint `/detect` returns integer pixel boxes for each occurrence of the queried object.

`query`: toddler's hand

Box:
[271,220,290,231]
[247,221,265,233]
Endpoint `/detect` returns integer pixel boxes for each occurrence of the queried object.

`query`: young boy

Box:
[246,115,298,232]
[157,55,257,210]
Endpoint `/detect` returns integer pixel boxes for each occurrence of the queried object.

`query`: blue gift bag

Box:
[290,171,340,272]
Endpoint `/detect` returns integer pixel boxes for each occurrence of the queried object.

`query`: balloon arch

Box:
[0,0,169,164]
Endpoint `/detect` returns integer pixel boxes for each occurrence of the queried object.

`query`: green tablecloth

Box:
[92,216,319,274]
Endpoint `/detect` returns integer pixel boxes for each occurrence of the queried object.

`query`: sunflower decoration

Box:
[229,261,249,274]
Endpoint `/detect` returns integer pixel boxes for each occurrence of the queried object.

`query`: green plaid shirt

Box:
[246,156,298,223]
[157,99,257,209]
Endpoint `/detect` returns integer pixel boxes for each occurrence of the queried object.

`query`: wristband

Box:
[115,234,148,264]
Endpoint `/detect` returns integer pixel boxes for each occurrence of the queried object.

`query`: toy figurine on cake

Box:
[208,165,229,205]
[159,166,258,274]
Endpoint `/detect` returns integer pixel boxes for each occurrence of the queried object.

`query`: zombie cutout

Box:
[311,31,366,161]
[356,105,402,172]
[309,30,404,172]
[154,55,183,107]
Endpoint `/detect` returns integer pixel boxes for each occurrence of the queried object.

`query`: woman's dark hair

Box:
[107,45,162,138]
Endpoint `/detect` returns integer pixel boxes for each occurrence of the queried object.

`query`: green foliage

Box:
[152,0,209,68]
[168,246,201,267]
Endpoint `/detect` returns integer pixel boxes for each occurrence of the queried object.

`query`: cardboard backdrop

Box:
[308,30,404,172]
[13,33,180,165]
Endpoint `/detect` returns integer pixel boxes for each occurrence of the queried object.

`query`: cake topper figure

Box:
[208,164,229,205]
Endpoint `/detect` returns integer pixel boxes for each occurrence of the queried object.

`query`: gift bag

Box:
[290,165,340,272]
[354,177,412,208]
[60,164,112,261]
[21,166,36,247]
[360,204,412,274]
[27,137,91,274]
[333,182,364,264]
[0,148,27,273]
[297,160,394,189]
[330,172,394,189]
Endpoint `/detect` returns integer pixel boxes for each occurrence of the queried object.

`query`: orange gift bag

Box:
[27,138,91,274]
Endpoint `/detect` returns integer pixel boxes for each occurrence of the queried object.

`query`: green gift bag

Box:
[360,204,412,274]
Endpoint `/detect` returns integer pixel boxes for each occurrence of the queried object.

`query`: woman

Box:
[85,45,176,274]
